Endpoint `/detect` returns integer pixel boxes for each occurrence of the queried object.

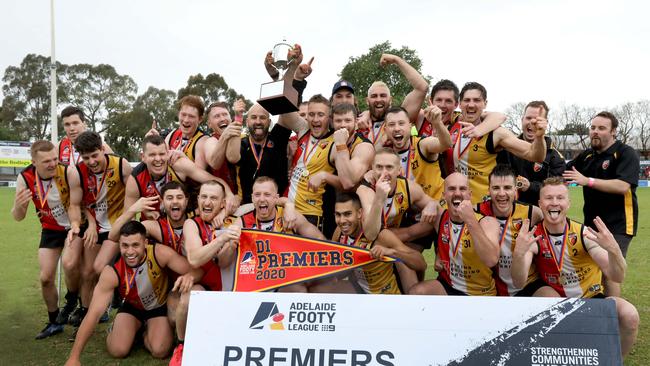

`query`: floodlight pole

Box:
[50,0,58,143]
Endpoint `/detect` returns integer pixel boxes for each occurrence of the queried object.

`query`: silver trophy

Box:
[257,40,299,115]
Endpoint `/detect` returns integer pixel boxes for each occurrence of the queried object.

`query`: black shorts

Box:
[437,277,468,296]
[303,215,324,232]
[613,233,633,258]
[514,278,547,297]
[39,229,67,249]
[117,301,167,323]
[97,231,109,245]
[400,211,435,250]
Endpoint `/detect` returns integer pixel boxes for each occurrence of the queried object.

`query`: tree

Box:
[60,63,137,133]
[634,100,650,154]
[503,102,526,135]
[177,73,250,109]
[1,54,65,140]
[339,41,430,111]
[554,104,595,150]
[133,86,177,130]
[613,102,637,145]
[104,86,176,160]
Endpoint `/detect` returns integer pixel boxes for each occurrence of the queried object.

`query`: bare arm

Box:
[67,167,83,235]
[496,127,547,163]
[357,181,385,242]
[277,112,309,135]
[123,176,141,216]
[563,166,632,195]
[419,106,452,159]
[225,125,243,165]
[584,217,626,283]
[332,131,373,190]
[474,215,501,267]
[374,229,427,271]
[192,137,209,170]
[66,267,117,364]
[295,213,326,240]
[380,54,428,122]
[511,218,539,288]
[11,175,30,221]
[472,111,506,137]
[108,196,159,242]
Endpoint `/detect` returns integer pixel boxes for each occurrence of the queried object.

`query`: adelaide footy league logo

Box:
[512,218,523,231]
[249,302,285,330]
[568,233,578,245]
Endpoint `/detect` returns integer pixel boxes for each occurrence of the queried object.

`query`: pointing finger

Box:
[307,56,314,66]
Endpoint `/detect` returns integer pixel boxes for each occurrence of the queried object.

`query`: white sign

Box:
[184,292,620,366]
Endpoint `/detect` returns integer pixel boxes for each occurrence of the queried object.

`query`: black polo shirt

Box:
[497,135,566,205]
[567,140,639,236]
[236,124,292,204]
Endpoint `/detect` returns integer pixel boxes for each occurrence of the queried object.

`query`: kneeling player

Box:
[65,221,198,365]
[512,177,639,357]
[328,192,427,294]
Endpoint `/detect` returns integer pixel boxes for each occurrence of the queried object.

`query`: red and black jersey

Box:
[191,217,223,291]
[168,128,205,162]
[157,216,184,255]
[131,162,183,220]
[20,164,71,231]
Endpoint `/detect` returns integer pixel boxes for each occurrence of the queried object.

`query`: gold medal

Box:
[302,169,310,177]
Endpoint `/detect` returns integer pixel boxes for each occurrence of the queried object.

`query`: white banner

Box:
[184,292,621,366]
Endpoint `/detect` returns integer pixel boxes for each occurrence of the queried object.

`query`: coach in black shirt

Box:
[228,104,297,204]
[498,101,566,205]
[564,111,639,295]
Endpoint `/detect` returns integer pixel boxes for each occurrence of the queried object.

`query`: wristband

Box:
[588,177,595,188]
[336,144,348,152]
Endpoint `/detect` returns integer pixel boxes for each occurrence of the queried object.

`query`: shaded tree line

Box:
[1,54,250,160]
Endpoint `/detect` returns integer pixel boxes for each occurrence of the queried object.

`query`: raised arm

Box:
[357,176,388,242]
[380,54,428,122]
[108,196,159,242]
[511,219,540,288]
[584,217,627,283]
[419,105,452,159]
[496,125,547,163]
[457,200,499,267]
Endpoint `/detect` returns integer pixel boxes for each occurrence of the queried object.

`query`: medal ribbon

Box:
[340,230,364,248]
[371,122,384,144]
[453,127,474,162]
[91,166,109,203]
[198,219,216,242]
[124,266,137,297]
[401,137,415,179]
[35,172,53,210]
[165,217,182,252]
[302,135,321,169]
[248,136,267,173]
[542,222,569,272]
[450,220,466,257]
[498,216,511,247]
[382,198,394,228]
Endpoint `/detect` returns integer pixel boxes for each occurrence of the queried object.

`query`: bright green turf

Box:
[0,187,646,365]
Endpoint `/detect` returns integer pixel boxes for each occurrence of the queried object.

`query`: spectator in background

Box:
[498,101,565,205]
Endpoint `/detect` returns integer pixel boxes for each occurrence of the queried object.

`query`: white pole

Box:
[50,0,63,307]
[50,0,58,143]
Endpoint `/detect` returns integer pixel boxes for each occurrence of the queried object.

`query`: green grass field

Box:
[0,187,647,365]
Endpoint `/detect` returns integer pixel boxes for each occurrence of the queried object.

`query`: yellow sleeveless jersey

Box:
[114,244,169,310]
[383,176,411,229]
[534,219,604,298]
[477,200,538,296]
[399,136,444,200]
[450,124,497,204]
[78,154,126,233]
[168,128,205,162]
[337,231,401,295]
[287,133,336,216]
[437,210,496,295]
